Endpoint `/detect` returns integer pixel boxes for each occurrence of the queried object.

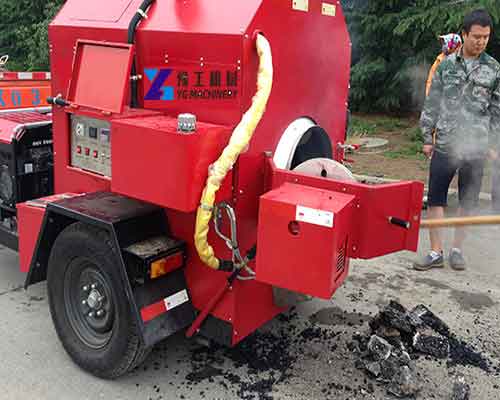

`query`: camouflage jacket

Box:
[420,51,500,158]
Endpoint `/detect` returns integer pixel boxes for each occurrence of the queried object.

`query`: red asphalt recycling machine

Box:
[13,0,423,378]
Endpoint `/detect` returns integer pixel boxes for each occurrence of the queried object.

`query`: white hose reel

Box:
[274,117,355,182]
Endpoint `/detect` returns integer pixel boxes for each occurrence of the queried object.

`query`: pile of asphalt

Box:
[176,308,360,400]
[184,311,306,399]
[139,302,499,400]
[350,301,497,398]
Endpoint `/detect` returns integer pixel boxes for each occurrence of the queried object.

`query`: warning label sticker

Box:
[164,289,189,311]
[296,205,334,228]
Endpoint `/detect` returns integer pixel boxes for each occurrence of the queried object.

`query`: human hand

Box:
[423,145,434,159]
[488,149,499,161]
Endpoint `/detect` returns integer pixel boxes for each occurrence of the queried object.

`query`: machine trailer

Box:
[2,0,424,379]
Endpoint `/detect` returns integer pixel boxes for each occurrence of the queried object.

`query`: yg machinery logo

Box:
[144,68,174,101]
[143,67,239,103]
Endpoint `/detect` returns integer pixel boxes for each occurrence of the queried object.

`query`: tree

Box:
[345,0,500,112]
[0,0,64,71]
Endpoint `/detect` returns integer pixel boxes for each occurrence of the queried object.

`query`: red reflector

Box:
[140,290,189,323]
[141,301,166,323]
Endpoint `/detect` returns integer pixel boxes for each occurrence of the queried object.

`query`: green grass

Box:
[349,114,425,160]
[348,115,414,137]
[348,116,377,137]
[384,142,426,160]
[373,116,413,132]
[407,126,424,143]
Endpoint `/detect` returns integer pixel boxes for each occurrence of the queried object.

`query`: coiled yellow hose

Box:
[194,34,274,270]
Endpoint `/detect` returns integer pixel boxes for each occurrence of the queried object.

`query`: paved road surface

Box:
[1,218,499,399]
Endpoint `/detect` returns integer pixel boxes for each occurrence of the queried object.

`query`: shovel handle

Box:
[420,215,500,229]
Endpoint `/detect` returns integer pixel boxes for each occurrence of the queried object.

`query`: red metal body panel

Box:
[63,0,134,22]
[111,115,233,212]
[68,41,134,113]
[53,107,160,194]
[17,203,45,273]
[50,0,350,149]
[17,194,81,273]
[257,183,355,299]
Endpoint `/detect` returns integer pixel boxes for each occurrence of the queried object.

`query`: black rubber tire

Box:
[47,222,149,379]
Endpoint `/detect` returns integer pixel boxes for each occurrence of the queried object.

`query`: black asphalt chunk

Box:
[411,304,450,337]
[448,336,490,372]
[367,335,392,361]
[354,301,495,397]
[413,329,450,359]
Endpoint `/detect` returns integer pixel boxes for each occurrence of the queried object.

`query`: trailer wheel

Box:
[47,222,149,379]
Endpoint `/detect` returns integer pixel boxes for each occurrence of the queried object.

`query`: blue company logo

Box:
[144,68,174,101]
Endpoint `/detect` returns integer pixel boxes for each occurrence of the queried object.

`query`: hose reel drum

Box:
[274,117,355,182]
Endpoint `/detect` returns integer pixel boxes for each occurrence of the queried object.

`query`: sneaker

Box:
[413,251,444,271]
[449,248,466,271]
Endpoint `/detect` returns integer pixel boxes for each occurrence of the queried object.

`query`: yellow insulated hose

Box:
[194,34,274,270]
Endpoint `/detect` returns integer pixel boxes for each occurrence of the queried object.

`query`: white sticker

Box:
[296,205,334,228]
[164,289,189,311]
[24,163,33,174]
[292,0,309,12]
[18,72,33,80]
[322,3,336,16]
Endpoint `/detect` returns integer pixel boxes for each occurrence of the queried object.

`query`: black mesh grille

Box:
[337,240,347,272]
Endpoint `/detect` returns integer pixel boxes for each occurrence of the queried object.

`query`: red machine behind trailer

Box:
[0,63,53,251]
[15,0,424,379]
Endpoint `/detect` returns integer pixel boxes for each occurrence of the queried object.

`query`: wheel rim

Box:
[63,258,115,349]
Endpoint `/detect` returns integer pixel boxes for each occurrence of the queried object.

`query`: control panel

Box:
[71,116,111,177]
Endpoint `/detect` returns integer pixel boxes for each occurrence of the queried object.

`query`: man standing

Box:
[415,9,500,271]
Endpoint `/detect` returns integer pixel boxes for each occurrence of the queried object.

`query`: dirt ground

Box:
[347,116,495,193]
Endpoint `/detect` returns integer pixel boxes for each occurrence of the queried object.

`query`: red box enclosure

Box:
[257,183,355,299]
